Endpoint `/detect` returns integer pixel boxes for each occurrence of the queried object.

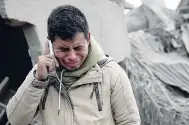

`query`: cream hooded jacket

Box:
[6,57,140,125]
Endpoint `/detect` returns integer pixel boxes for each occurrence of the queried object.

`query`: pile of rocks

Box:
[124,5,189,125]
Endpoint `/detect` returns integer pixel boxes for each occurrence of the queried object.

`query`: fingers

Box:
[44,60,55,72]
[45,55,59,67]
[36,54,59,80]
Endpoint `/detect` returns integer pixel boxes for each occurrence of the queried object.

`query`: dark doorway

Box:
[0,16,33,91]
[0,16,33,125]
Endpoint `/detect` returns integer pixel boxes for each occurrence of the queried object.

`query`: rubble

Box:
[124,4,189,125]
[109,0,134,9]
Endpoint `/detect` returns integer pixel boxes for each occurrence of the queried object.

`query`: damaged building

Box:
[0,0,129,124]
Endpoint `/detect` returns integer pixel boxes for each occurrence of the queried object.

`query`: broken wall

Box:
[1,0,130,63]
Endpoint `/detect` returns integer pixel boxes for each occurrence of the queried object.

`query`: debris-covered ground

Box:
[124,4,189,125]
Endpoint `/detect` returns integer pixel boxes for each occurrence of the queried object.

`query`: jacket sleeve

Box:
[6,65,48,125]
[110,66,141,125]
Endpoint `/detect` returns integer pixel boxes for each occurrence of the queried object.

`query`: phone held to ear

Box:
[48,40,54,56]
[47,39,63,115]
[48,39,60,69]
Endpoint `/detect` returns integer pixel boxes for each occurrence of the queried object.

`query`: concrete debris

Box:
[125,31,189,125]
[126,5,181,33]
[109,0,134,9]
[177,0,189,10]
[142,0,166,8]
[124,4,189,125]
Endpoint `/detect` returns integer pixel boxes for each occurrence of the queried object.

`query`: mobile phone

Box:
[48,40,54,56]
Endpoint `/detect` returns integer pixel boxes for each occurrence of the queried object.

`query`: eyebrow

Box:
[62,44,85,48]
[61,46,69,48]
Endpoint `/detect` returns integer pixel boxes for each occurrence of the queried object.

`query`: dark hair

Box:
[47,5,89,42]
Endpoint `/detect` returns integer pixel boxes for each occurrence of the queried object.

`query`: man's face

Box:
[53,33,90,71]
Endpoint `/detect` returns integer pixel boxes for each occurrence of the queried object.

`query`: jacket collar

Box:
[69,63,103,89]
[49,56,114,89]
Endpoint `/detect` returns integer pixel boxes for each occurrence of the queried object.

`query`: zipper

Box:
[67,81,74,125]
[41,83,50,110]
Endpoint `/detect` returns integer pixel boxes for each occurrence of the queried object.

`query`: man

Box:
[6,5,140,125]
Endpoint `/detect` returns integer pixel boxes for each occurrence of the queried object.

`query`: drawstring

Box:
[54,69,64,115]
[41,69,72,115]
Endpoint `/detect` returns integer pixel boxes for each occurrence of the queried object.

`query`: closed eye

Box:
[74,46,83,51]
[59,47,69,52]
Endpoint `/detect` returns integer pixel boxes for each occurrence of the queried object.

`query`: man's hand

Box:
[35,41,59,81]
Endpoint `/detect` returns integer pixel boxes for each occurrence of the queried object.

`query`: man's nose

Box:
[68,50,77,61]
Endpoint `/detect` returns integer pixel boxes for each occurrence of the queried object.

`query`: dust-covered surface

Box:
[124,4,189,125]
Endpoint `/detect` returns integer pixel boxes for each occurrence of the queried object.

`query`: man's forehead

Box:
[54,38,87,47]
[63,42,86,47]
